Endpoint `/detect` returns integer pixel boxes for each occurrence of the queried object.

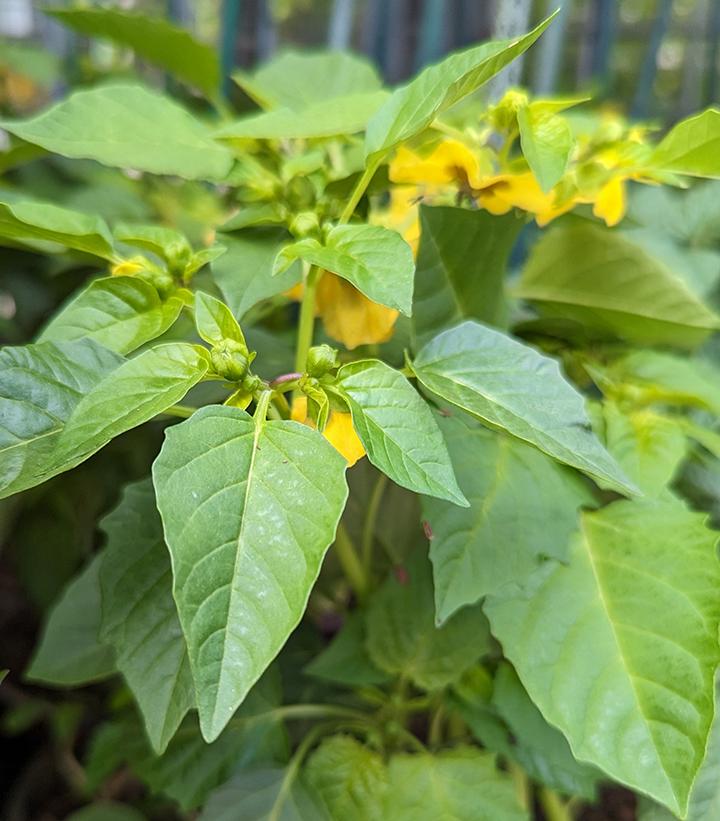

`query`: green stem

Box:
[539,787,574,821]
[294,266,319,374]
[163,404,196,419]
[339,154,383,224]
[427,702,445,748]
[269,723,330,821]
[362,473,388,577]
[508,761,530,811]
[334,522,367,601]
[254,390,273,425]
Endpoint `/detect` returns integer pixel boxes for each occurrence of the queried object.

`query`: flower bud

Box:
[210,339,251,381]
[290,210,320,239]
[306,344,339,377]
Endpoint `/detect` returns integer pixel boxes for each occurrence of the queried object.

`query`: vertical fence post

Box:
[533,0,571,95]
[631,0,673,118]
[591,0,616,97]
[415,0,446,71]
[328,0,355,50]
[706,0,720,104]
[221,0,242,96]
[487,0,533,100]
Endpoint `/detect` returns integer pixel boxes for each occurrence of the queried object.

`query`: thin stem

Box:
[427,702,445,748]
[334,522,367,601]
[254,390,273,425]
[539,787,574,821]
[270,372,304,387]
[508,761,530,811]
[269,723,330,821]
[339,154,383,224]
[294,266,319,374]
[272,392,291,419]
[361,472,388,577]
[163,404,196,419]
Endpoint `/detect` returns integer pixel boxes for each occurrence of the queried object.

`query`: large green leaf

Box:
[0,198,114,258]
[212,230,301,318]
[40,276,186,354]
[366,550,490,690]
[364,14,556,160]
[47,7,221,98]
[517,223,720,348]
[275,224,414,315]
[216,91,388,140]
[517,104,573,192]
[425,413,593,623]
[0,85,234,181]
[305,735,387,821]
[233,50,382,111]
[652,108,720,179]
[412,205,522,346]
[485,498,720,816]
[26,554,115,685]
[336,359,466,506]
[99,479,194,754]
[412,321,636,494]
[152,405,348,741]
[383,748,527,821]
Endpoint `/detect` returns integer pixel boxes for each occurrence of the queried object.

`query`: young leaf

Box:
[194,291,245,346]
[364,13,556,160]
[99,479,194,754]
[26,554,115,685]
[336,359,466,505]
[384,748,527,821]
[485,498,720,817]
[651,108,720,179]
[0,85,234,181]
[517,223,720,348]
[425,414,594,623]
[413,205,522,346]
[0,198,114,258]
[47,7,221,99]
[305,735,387,820]
[517,104,573,192]
[39,276,186,355]
[275,225,414,315]
[412,321,637,495]
[114,222,191,261]
[366,550,490,690]
[152,405,349,741]
[215,91,388,140]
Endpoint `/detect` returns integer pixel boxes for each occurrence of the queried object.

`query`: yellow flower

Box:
[291,396,365,466]
[390,139,486,190]
[592,176,626,226]
[111,260,145,277]
[475,172,575,226]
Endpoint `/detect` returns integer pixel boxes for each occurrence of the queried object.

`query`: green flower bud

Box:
[289,210,320,239]
[210,339,251,381]
[306,344,339,378]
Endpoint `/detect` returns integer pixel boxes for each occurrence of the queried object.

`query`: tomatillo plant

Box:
[4,6,720,820]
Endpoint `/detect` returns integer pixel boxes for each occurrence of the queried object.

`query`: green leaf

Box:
[0,85,234,181]
[492,663,601,800]
[364,14,556,160]
[517,104,573,192]
[305,735,387,821]
[384,748,527,821]
[194,290,244,346]
[216,91,388,140]
[304,612,390,687]
[652,108,720,179]
[99,479,194,754]
[114,222,191,261]
[39,276,186,354]
[233,50,382,111]
[412,321,636,495]
[0,198,114,258]
[0,339,124,499]
[200,768,326,821]
[275,224,414,315]
[26,554,115,685]
[517,223,720,348]
[47,7,221,99]
[65,803,144,821]
[413,205,522,346]
[485,498,720,817]
[366,550,490,689]
[336,359,466,506]
[212,230,301,318]
[425,413,593,623]
[152,405,348,741]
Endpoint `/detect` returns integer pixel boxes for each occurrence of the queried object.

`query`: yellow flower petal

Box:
[316,273,398,350]
[111,260,145,277]
[593,176,626,227]
[390,139,484,189]
[476,172,573,225]
[291,396,365,466]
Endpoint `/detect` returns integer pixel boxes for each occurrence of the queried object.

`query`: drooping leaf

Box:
[364,14,556,160]
[305,735,387,821]
[0,85,234,181]
[275,224,414,315]
[412,205,522,346]
[114,222,191,261]
[194,290,245,346]
[517,105,573,192]
[412,321,636,494]
[652,108,720,179]
[517,223,720,348]
[26,554,115,685]
[485,498,720,817]
[211,230,301,318]
[383,748,527,821]
[366,549,490,690]
[99,479,194,754]
[233,50,382,111]
[336,359,466,506]
[0,198,114,258]
[216,91,388,140]
[425,413,593,623]
[47,7,221,98]
[39,276,186,354]
[152,405,348,741]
